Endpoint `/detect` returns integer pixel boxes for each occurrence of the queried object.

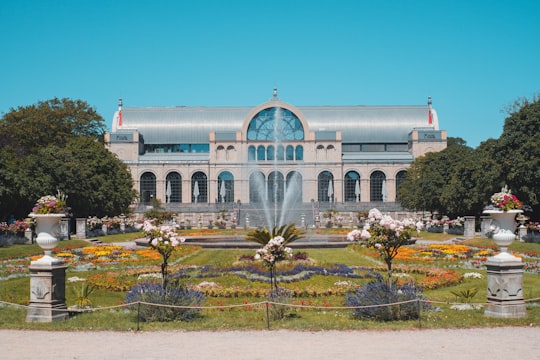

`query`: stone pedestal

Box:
[464,216,475,238]
[480,216,492,236]
[484,254,527,318]
[26,262,69,322]
[60,217,70,240]
[76,218,86,239]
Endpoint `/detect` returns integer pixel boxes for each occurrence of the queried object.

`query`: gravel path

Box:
[1,327,539,359]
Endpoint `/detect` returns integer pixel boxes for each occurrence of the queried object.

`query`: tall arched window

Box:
[248,145,256,161]
[267,145,275,161]
[286,171,303,204]
[268,171,284,203]
[286,145,294,160]
[192,172,207,203]
[344,171,360,202]
[370,171,386,202]
[276,145,284,160]
[295,145,303,160]
[140,172,156,203]
[165,172,181,203]
[249,171,266,202]
[318,171,334,203]
[395,170,407,202]
[257,145,265,161]
[218,171,234,203]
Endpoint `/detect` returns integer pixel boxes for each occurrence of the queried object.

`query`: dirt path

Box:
[1,327,539,359]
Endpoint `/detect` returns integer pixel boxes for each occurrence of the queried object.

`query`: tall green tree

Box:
[400,137,473,216]
[496,96,540,207]
[0,98,136,219]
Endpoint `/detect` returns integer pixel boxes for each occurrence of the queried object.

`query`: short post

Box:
[484,256,527,318]
[76,218,86,239]
[26,262,69,322]
[480,216,492,237]
[464,216,475,238]
[60,217,70,240]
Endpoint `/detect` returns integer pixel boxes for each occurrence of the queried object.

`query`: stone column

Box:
[60,217,70,240]
[484,255,527,318]
[480,216,492,237]
[76,218,86,239]
[26,262,69,322]
[464,216,475,238]
[518,224,527,242]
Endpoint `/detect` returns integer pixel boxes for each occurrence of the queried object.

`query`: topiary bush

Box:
[125,280,204,322]
[344,274,428,321]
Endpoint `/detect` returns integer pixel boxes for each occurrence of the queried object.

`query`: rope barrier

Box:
[2,296,539,313]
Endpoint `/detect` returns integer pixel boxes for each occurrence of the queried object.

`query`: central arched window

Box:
[318,171,334,203]
[396,170,407,202]
[218,171,234,203]
[344,171,360,202]
[247,107,304,141]
[165,172,181,203]
[370,171,386,202]
[192,172,207,203]
[140,172,156,203]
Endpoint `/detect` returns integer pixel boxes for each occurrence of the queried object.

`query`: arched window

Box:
[370,171,386,202]
[396,170,407,202]
[276,145,284,160]
[218,171,234,203]
[192,172,207,203]
[295,145,303,160]
[247,107,304,141]
[344,171,360,202]
[248,145,256,161]
[226,145,235,160]
[140,172,156,203]
[286,171,303,204]
[286,145,294,160]
[165,172,181,203]
[249,171,266,202]
[257,145,265,161]
[216,145,225,161]
[267,145,275,161]
[318,171,334,203]
[268,171,284,203]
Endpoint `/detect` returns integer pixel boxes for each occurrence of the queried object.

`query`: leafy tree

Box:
[496,96,540,208]
[0,98,106,155]
[399,137,471,214]
[400,96,540,219]
[0,99,136,220]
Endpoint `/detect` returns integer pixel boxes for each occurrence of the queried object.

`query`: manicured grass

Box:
[1,231,539,331]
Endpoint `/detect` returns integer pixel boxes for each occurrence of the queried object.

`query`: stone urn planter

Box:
[483,209,522,257]
[30,213,65,265]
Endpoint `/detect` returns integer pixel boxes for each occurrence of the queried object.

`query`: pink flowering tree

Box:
[143,220,184,290]
[254,235,293,291]
[347,208,423,281]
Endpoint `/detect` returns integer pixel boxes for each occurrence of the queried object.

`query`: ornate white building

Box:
[105,90,446,218]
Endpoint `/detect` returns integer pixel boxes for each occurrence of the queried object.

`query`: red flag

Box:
[119,110,123,126]
[428,109,433,125]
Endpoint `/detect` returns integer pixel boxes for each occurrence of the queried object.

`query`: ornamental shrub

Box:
[268,287,293,320]
[124,280,204,322]
[344,275,428,321]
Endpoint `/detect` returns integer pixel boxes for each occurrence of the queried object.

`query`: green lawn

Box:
[0,231,539,331]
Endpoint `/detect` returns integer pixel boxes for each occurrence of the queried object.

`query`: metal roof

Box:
[116,104,436,144]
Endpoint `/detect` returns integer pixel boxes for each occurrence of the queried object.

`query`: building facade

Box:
[104,90,446,213]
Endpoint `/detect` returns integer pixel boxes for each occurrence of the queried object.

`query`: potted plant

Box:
[29,191,69,264]
[483,185,523,254]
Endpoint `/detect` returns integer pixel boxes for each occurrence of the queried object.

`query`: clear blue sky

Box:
[1,0,539,148]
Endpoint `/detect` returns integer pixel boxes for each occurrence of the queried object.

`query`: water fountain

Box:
[247,103,303,229]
